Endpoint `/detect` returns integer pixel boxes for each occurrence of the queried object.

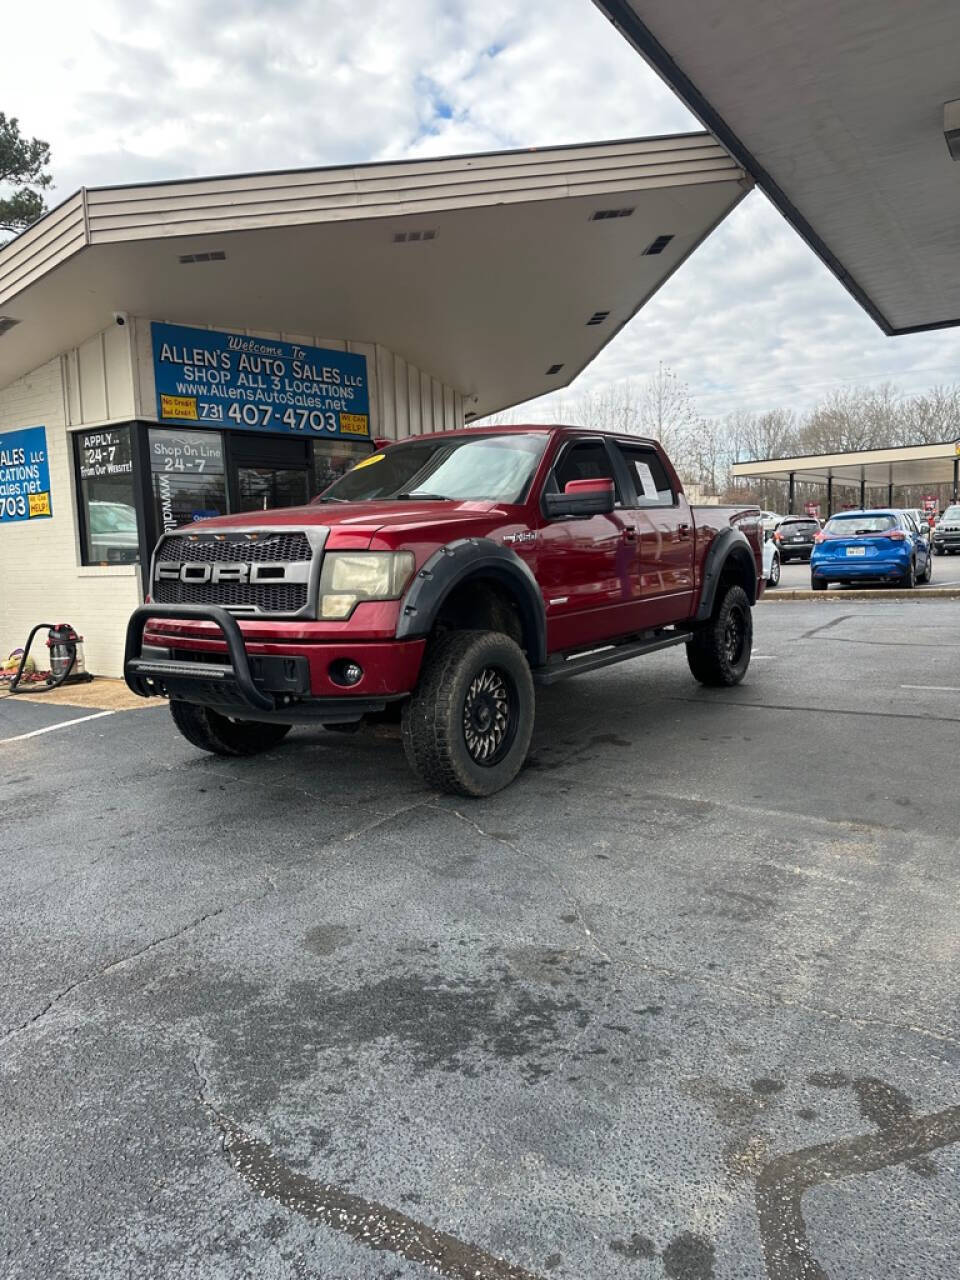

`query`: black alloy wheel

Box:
[722,602,747,668]
[462,665,518,767]
[902,558,916,589]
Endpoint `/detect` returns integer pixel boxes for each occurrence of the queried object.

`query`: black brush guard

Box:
[124,604,392,723]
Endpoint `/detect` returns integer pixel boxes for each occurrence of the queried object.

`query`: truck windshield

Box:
[316,433,548,504]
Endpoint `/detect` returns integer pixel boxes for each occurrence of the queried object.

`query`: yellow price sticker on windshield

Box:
[352,452,385,470]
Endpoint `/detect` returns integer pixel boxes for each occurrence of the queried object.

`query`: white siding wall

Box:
[63,325,137,427]
[0,358,140,676]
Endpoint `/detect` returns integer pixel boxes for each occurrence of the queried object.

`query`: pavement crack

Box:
[203,1103,547,1280]
[439,806,613,967]
[0,903,235,1050]
[621,953,960,1057]
[1,800,429,1053]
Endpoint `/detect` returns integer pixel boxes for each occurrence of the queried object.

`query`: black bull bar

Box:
[124,604,277,710]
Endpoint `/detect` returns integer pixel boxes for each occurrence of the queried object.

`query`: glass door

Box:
[236,466,310,512]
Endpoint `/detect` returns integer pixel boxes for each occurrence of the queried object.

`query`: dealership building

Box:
[0,135,749,675]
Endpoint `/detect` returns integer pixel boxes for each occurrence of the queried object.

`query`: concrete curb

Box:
[763,588,960,601]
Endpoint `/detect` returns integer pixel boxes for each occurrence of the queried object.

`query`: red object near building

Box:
[124,427,764,795]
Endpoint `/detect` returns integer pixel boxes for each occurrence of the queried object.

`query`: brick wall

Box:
[0,358,141,677]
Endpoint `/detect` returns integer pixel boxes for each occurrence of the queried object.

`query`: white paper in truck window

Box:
[633,461,657,498]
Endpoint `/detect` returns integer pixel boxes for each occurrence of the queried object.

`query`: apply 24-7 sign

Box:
[151,322,370,439]
[0,426,53,523]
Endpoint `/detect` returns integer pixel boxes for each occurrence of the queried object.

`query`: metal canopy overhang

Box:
[593,0,960,334]
[0,135,750,416]
[731,440,960,489]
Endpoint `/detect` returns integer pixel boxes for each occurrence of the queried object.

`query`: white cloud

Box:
[4,0,959,421]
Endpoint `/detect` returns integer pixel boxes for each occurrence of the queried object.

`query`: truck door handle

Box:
[678,523,691,537]
[622,527,637,542]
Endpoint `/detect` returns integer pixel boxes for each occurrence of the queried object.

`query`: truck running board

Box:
[533,629,692,686]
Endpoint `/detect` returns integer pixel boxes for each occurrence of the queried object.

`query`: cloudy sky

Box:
[4,0,958,420]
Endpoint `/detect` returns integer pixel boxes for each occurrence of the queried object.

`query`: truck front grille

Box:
[151,527,325,617]
[153,580,309,613]
[155,532,312,564]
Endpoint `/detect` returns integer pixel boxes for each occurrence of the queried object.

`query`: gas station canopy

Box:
[731,439,960,504]
[593,0,960,334]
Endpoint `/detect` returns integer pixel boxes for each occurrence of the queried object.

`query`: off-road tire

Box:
[169,700,291,757]
[402,630,534,797]
[811,576,828,591]
[686,584,753,687]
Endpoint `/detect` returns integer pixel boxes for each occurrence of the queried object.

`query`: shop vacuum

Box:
[7,623,94,694]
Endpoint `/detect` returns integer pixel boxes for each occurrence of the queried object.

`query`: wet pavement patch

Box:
[610,1233,656,1260]
[213,1108,547,1280]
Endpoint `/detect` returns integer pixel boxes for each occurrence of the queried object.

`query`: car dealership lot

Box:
[2,600,960,1280]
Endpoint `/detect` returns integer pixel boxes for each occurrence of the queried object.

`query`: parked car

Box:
[904,508,933,543]
[773,514,820,562]
[760,510,783,536]
[933,504,960,555]
[810,509,932,589]
[124,426,764,796]
[762,535,781,586]
[87,500,140,563]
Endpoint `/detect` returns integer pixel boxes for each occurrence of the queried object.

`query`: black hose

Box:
[8,623,76,694]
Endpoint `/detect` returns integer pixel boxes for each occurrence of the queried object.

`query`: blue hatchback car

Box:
[810,509,932,589]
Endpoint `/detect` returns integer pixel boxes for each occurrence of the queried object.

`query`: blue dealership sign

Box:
[0,426,53,522]
[151,322,370,439]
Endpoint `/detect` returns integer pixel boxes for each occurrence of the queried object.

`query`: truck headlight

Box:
[319,551,415,619]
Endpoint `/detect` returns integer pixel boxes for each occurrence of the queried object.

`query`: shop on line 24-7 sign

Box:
[0,426,53,523]
[151,323,370,439]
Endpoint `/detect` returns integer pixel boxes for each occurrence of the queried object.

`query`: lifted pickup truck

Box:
[125,427,762,795]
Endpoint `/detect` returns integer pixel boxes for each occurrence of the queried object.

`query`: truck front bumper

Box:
[124,604,424,723]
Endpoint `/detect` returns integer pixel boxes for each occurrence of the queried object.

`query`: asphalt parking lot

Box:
[2,598,959,1280]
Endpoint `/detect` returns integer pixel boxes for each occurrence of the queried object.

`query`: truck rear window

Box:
[824,514,896,535]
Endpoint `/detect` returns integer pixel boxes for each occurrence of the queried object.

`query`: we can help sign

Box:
[0,426,53,522]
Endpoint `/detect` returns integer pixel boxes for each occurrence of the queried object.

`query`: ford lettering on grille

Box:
[155,561,310,584]
[151,526,327,617]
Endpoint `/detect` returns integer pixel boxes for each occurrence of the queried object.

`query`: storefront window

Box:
[75,426,140,564]
[313,438,376,495]
[149,428,227,535]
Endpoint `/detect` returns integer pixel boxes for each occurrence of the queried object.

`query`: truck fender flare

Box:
[694,527,758,622]
[396,538,547,667]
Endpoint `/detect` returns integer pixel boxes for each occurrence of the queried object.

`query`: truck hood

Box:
[176,499,511,544]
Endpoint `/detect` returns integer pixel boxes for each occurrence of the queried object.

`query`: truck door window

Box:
[551,441,622,504]
[616,445,675,508]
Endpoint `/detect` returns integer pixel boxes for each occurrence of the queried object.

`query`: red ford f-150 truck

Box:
[125,427,763,795]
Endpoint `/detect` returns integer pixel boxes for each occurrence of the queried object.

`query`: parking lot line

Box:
[900,684,960,693]
[0,709,116,744]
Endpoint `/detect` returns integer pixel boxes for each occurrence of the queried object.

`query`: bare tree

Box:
[475,375,960,510]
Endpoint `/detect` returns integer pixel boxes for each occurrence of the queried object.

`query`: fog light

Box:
[330,659,364,687]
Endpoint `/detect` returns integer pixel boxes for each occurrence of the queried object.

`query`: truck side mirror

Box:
[544,478,616,519]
